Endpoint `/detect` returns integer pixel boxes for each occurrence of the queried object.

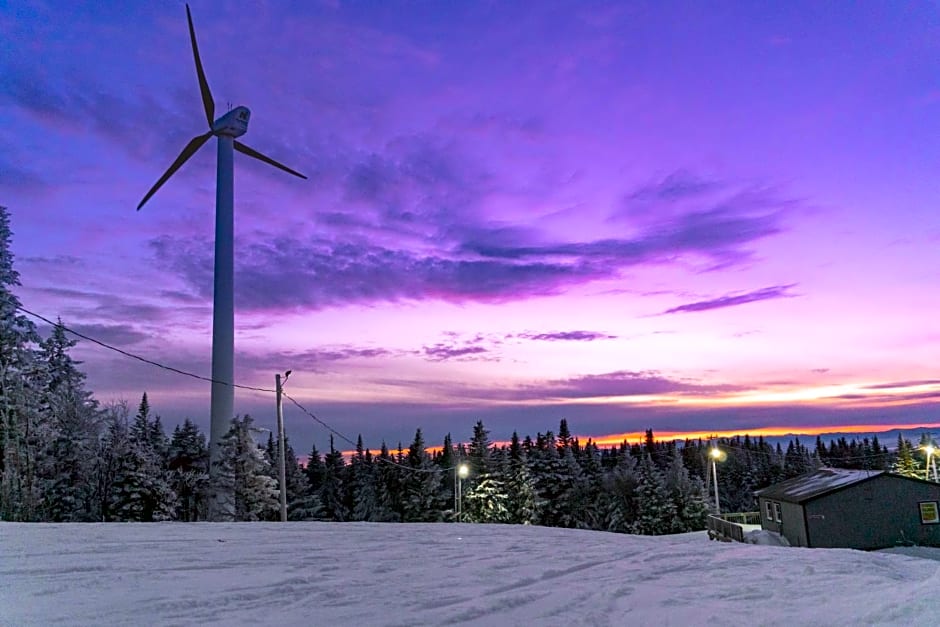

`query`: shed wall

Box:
[804,475,940,549]
[759,497,807,547]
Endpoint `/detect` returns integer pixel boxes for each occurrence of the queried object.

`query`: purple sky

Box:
[2,1,940,451]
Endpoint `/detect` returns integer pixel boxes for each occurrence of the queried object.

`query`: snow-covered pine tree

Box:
[530,431,573,527]
[572,439,605,529]
[168,418,209,521]
[212,415,278,521]
[893,435,919,478]
[663,448,709,532]
[507,431,539,524]
[631,454,679,535]
[319,435,349,521]
[463,422,512,523]
[349,435,377,521]
[36,321,101,521]
[290,442,325,520]
[0,206,43,521]
[401,428,443,522]
[109,393,177,521]
[467,420,492,477]
[372,442,400,522]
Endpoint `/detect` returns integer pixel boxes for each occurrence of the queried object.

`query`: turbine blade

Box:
[186,4,215,127]
[137,132,213,210]
[234,141,307,179]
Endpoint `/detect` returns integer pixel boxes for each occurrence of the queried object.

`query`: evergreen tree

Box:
[168,418,209,521]
[664,448,709,532]
[631,455,678,535]
[372,442,400,522]
[0,206,43,520]
[604,454,639,533]
[350,435,377,521]
[319,435,348,521]
[893,435,919,478]
[36,322,101,521]
[212,415,278,521]
[402,428,443,522]
[506,431,539,524]
[109,394,177,521]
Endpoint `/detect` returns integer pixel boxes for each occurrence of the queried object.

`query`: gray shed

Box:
[755,468,940,549]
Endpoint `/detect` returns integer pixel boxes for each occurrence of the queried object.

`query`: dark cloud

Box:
[422,343,490,362]
[518,330,617,342]
[70,323,150,346]
[242,346,397,375]
[628,170,720,202]
[150,158,797,311]
[0,156,49,191]
[462,186,788,271]
[22,254,83,266]
[373,370,743,403]
[863,380,940,390]
[521,370,744,401]
[835,390,940,404]
[661,284,797,315]
[150,234,607,310]
[0,63,191,165]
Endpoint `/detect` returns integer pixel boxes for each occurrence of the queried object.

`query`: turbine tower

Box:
[137,4,305,518]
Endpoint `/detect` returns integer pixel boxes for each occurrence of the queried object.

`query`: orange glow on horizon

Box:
[332,422,940,458]
[586,422,940,447]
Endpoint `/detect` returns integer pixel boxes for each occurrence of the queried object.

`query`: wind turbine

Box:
[137,4,305,518]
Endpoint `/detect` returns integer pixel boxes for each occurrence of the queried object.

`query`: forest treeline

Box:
[0,205,933,530]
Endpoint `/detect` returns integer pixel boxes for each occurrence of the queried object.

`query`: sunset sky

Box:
[2,1,939,452]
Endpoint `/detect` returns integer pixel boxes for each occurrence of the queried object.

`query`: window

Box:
[919,501,939,525]
[773,501,782,523]
[764,500,774,521]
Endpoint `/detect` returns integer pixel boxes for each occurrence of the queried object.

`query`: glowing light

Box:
[458,463,469,478]
[710,447,722,460]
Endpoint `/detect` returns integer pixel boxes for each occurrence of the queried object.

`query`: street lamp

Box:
[456,463,469,522]
[924,445,937,482]
[709,445,722,515]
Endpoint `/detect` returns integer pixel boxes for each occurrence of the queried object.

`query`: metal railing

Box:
[706,512,761,542]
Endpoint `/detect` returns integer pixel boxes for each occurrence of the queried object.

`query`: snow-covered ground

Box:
[3,522,940,626]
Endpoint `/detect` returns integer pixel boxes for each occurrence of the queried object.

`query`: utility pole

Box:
[275,372,289,522]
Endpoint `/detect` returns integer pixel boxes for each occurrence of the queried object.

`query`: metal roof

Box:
[754,468,883,504]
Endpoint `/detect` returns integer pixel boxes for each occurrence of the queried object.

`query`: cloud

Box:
[422,343,490,362]
[70,323,151,346]
[628,170,721,203]
[375,370,743,403]
[150,159,797,311]
[660,284,797,315]
[863,380,940,390]
[149,234,608,310]
[517,330,617,342]
[519,370,743,400]
[242,346,397,375]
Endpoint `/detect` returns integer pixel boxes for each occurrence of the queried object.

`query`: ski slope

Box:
[2,522,939,625]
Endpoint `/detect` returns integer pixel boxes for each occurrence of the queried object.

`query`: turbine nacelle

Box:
[213,106,250,138]
[136,5,305,211]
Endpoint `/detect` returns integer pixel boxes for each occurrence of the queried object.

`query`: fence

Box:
[706,512,761,543]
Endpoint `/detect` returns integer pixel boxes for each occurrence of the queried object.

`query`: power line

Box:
[16,305,276,394]
[282,391,456,473]
[17,305,453,474]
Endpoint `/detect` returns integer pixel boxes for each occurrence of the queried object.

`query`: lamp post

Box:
[925,445,937,482]
[709,445,722,514]
[456,463,469,522]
